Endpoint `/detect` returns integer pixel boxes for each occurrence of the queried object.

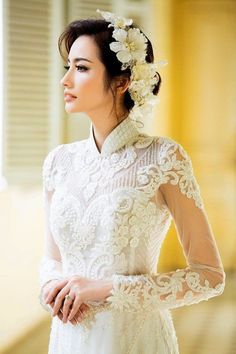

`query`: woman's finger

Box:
[59,306,79,325]
[60,303,87,325]
[80,303,90,312]
[45,279,69,304]
[62,293,75,323]
[74,310,83,322]
[52,285,70,316]
[69,315,78,326]
[67,296,83,321]
[50,302,76,324]
[74,304,87,322]
[44,279,68,304]
[50,298,81,326]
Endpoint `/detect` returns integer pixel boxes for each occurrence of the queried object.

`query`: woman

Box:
[38,9,225,354]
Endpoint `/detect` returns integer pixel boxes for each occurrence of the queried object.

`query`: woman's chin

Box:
[64,105,80,114]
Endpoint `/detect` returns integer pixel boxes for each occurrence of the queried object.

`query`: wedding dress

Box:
[38,116,225,354]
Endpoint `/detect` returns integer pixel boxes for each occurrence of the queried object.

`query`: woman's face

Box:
[60,35,114,115]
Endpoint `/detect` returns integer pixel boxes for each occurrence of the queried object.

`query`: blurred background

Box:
[0,0,235,353]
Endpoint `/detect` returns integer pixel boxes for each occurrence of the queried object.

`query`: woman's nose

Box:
[60,71,72,87]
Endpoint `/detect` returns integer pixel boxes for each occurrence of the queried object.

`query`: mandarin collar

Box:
[88,116,140,157]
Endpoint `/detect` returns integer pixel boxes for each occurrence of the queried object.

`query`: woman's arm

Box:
[105,140,226,312]
[38,145,65,311]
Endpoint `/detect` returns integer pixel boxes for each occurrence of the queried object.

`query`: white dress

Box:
[38,116,225,354]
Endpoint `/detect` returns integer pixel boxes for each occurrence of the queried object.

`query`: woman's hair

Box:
[58,18,162,113]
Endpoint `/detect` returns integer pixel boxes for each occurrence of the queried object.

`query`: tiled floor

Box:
[3,272,235,354]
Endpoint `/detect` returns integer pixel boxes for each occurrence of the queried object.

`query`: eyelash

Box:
[64,65,88,72]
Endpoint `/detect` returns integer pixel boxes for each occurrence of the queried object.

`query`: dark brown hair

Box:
[58,18,162,113]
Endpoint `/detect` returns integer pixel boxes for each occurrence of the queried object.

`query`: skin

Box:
[43,35,130,325]
[61,34,130,151]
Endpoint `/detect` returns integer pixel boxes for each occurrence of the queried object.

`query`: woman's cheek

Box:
[76,79,92,97]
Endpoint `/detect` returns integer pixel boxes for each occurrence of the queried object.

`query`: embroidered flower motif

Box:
[107,270,225,313]
[130,237,139,248]
[108,280,141,311]
[117,236,129,249]
[116,196,133,213]
[137,173,149,186]
[50,191,97,252]
[135,139,205,209]
[42,145,65,192]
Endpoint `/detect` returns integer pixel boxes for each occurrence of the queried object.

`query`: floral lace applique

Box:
[72,143,138,202]
[102,137,225,314]
[136,138,204,209]
[50,189,97,252]
[62,251,86,278]
[42,144,69,193]
[106,269,225,313]
[97,190,158,254]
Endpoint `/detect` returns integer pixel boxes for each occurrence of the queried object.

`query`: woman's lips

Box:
[64,94,77,102]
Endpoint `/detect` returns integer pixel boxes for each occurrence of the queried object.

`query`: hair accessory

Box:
[96,9,168,121]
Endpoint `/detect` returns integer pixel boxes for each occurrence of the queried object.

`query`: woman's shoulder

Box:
[146,133,185,151]
[63,138,88,155]
[45,139,87,162]
[146,134,192,164]
[42,144,65,169]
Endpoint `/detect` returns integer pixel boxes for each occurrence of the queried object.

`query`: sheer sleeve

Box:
[106,139,226,313]
[38,145,65,311]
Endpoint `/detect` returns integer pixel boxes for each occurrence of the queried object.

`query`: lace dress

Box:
[38,116,225,354]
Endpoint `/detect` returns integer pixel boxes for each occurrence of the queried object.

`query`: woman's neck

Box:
[88,110,129,153]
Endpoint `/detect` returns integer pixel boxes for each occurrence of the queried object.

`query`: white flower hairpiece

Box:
[96,9,168,121]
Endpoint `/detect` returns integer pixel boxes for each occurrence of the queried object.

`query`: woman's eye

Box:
[75,65,88,72]
[63,65,88,72]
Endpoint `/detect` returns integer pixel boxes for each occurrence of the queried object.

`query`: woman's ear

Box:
[115,75,130,95]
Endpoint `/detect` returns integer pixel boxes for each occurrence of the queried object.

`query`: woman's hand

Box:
[42,278,69,306]
[49,300,90,325]
[42,279,90,325]
[45,275,112,323]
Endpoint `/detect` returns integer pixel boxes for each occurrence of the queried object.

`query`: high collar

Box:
[88,116,140,157]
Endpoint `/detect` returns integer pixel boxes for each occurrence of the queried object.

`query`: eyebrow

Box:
[67,57,93,63]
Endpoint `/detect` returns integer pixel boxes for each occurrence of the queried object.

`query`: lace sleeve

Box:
[38,145,65,311]
[106,140,226,313]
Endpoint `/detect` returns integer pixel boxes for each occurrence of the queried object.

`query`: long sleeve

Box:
[106,140,226,313]
[38,145,65,310]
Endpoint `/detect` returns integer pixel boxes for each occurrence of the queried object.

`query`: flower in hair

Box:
[110,28,148,69]
[96,9,133,29]
[96,9,167,121]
